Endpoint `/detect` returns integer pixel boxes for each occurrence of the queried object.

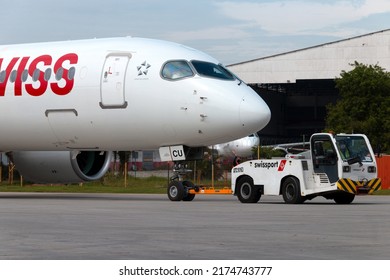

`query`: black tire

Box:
[236,176,261,203]
[182,181,196,201]
[334,192,355,204]
[282,177,304,204]
[167,181,185,201]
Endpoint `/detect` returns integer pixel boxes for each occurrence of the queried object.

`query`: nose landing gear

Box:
[166,163,233,201]
[167,164,196,201]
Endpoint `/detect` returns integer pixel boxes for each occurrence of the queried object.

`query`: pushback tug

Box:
[231,133,381,204]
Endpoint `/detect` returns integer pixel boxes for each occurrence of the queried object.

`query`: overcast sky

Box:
[1,0,389,64]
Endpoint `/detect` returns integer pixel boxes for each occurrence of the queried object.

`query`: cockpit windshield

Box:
[191,60,235,80]
[335,135,373,162]
[161,60,236,81]
[161,60,194,80]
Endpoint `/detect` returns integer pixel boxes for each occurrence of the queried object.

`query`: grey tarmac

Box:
[0,193,389,260]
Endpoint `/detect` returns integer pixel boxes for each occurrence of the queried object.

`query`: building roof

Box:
[227,29,390,84]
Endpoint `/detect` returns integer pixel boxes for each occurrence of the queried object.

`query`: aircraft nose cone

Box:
[239,91,271,133]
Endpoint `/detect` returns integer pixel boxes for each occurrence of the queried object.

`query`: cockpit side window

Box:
[161,60,194,80]
[191,60,235,80]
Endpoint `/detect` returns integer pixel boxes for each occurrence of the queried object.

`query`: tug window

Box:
[336,135,373,162]
[191,60,234,80]
[161,60,194,80]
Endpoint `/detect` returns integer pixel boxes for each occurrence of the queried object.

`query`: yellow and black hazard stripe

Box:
[367,178,382,194]
[337,178,381,194]
[337,178,357,194]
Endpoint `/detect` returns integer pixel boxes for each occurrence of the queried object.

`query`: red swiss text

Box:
[0,53,78,97]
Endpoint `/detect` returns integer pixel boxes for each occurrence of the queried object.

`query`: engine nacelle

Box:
[11,151,112,183]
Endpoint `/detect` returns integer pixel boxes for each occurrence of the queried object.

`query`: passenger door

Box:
[100,54,131,109]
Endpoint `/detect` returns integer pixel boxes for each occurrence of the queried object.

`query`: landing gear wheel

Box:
[282,177,304,204]
[334,192,355,204]
[236,176,261,203]
[182,181,196,201]
[167,181,185,201]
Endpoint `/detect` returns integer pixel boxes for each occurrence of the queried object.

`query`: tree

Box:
[185,148,224,181]
[116,151,131,174]
[251,146,286,159]
[326,61,390,153]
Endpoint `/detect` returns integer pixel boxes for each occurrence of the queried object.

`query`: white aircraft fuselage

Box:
[0,37,270,183]
[213,134,260,158]
[0,37,269,151]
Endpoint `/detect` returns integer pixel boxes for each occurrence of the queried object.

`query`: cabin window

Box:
[44,68,52,81]
[191,60,234,81]
[32,69,40,82]
[9,70,17,83]
[161,60,194,80]
[22,69,29,82]
[68,67,76,80]
[55,67,64,81]
[0,71,5,83]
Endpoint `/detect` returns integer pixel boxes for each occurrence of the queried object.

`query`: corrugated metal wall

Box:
[228,29,390,84]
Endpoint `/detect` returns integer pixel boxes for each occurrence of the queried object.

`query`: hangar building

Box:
[227,29,390,144]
